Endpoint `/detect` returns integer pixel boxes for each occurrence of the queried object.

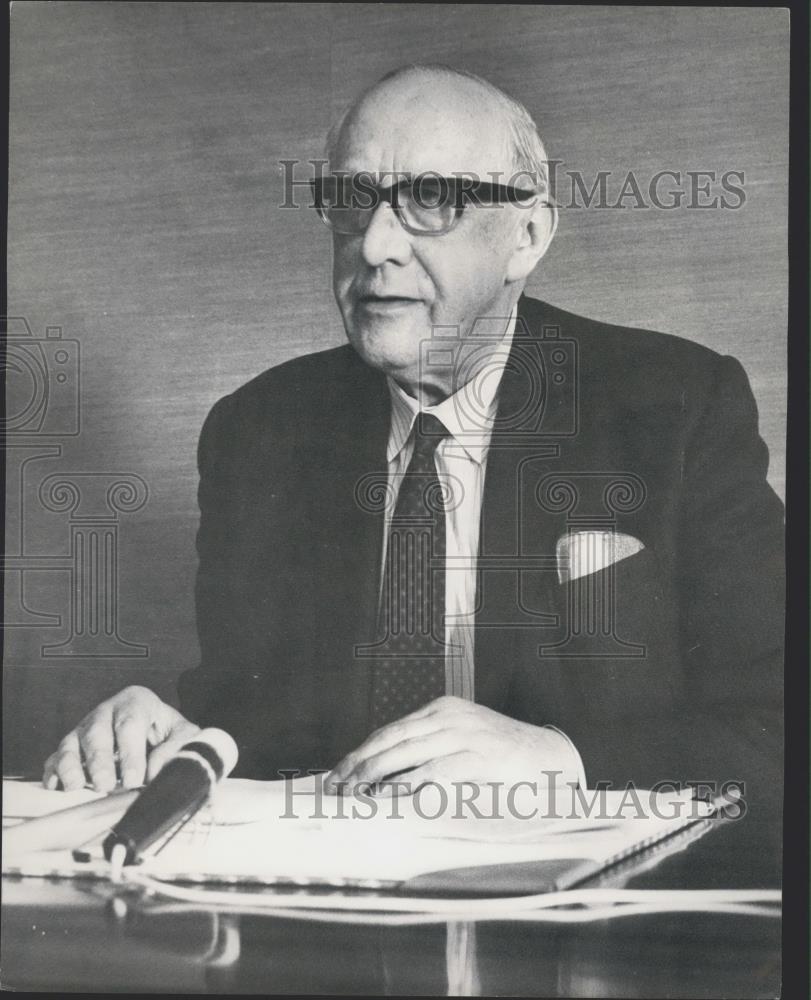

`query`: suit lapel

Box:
[315,349,390,757]
[475,296,564,709]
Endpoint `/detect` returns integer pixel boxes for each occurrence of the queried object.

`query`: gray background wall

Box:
[5,3,788,773]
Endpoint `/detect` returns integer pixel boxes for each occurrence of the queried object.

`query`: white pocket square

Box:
[556,532,645,583]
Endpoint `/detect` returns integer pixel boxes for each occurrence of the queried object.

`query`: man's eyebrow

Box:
[378,170,412,185]
[346,169,412,186]
[332,170,524,185]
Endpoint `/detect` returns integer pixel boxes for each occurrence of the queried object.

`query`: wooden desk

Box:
[1,814,781,996]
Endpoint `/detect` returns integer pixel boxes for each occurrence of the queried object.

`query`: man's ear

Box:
[505,199,558,284]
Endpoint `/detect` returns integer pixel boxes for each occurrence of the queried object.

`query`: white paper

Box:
[3,777,711,886]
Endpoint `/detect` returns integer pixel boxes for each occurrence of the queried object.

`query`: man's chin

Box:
[345,318,427,380]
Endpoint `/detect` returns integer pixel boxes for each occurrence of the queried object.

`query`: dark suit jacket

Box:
[178,295,784,813]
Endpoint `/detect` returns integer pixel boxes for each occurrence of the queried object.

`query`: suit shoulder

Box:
[225,343,359,406]
[520,295,738,398]
[525,296,724,365]
[203,343,376,432]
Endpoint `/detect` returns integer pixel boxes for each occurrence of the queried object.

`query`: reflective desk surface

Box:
[2,811,781,996]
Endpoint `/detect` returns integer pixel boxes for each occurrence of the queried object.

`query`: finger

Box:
[112,706,150,788]
[402,695,468,721]
[144,722,200,782]
[338,731,453,791]
[42,751,61,790]
[383,751,469,795]
[77,716,117,792]
[50,731,88,791]
[326,711,454,789]
[146,705,198,748]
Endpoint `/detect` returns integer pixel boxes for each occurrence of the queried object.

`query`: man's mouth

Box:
[357,293,421,308]
[357,295,422,316]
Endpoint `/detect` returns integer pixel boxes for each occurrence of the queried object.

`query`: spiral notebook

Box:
[2,777,717,893]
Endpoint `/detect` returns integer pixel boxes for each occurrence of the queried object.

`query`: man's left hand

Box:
[324,696,582,794]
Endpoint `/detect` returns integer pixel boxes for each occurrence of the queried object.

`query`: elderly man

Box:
[44,65,783,810]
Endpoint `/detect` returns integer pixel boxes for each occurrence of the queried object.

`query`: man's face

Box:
[330,79,524,398]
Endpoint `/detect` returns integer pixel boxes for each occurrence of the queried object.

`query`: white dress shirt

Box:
[382,307,586,786]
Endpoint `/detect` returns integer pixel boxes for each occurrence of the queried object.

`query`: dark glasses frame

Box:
[309,174,542,236]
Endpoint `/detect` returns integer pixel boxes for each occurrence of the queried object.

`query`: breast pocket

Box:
[541,545,675,662]
[526,545,683,717]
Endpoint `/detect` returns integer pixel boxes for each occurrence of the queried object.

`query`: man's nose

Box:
[360,202,413,268]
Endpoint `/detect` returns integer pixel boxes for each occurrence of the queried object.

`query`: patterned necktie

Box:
[370,413,450,729]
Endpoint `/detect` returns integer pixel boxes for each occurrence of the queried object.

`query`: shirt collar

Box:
[386,305,518,465]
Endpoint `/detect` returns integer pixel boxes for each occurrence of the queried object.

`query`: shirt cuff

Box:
[543,725,587,788]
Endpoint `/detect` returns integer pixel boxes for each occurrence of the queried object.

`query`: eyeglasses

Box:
[310,174,541,237]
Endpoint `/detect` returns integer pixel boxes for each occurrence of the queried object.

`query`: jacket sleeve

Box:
[176,395,261,752]
[177,391,330,778]
[575,354,784,816]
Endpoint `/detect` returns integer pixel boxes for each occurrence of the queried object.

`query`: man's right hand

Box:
[42,685,200,792]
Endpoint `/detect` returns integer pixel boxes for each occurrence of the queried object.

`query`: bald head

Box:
[327,64,553,193]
